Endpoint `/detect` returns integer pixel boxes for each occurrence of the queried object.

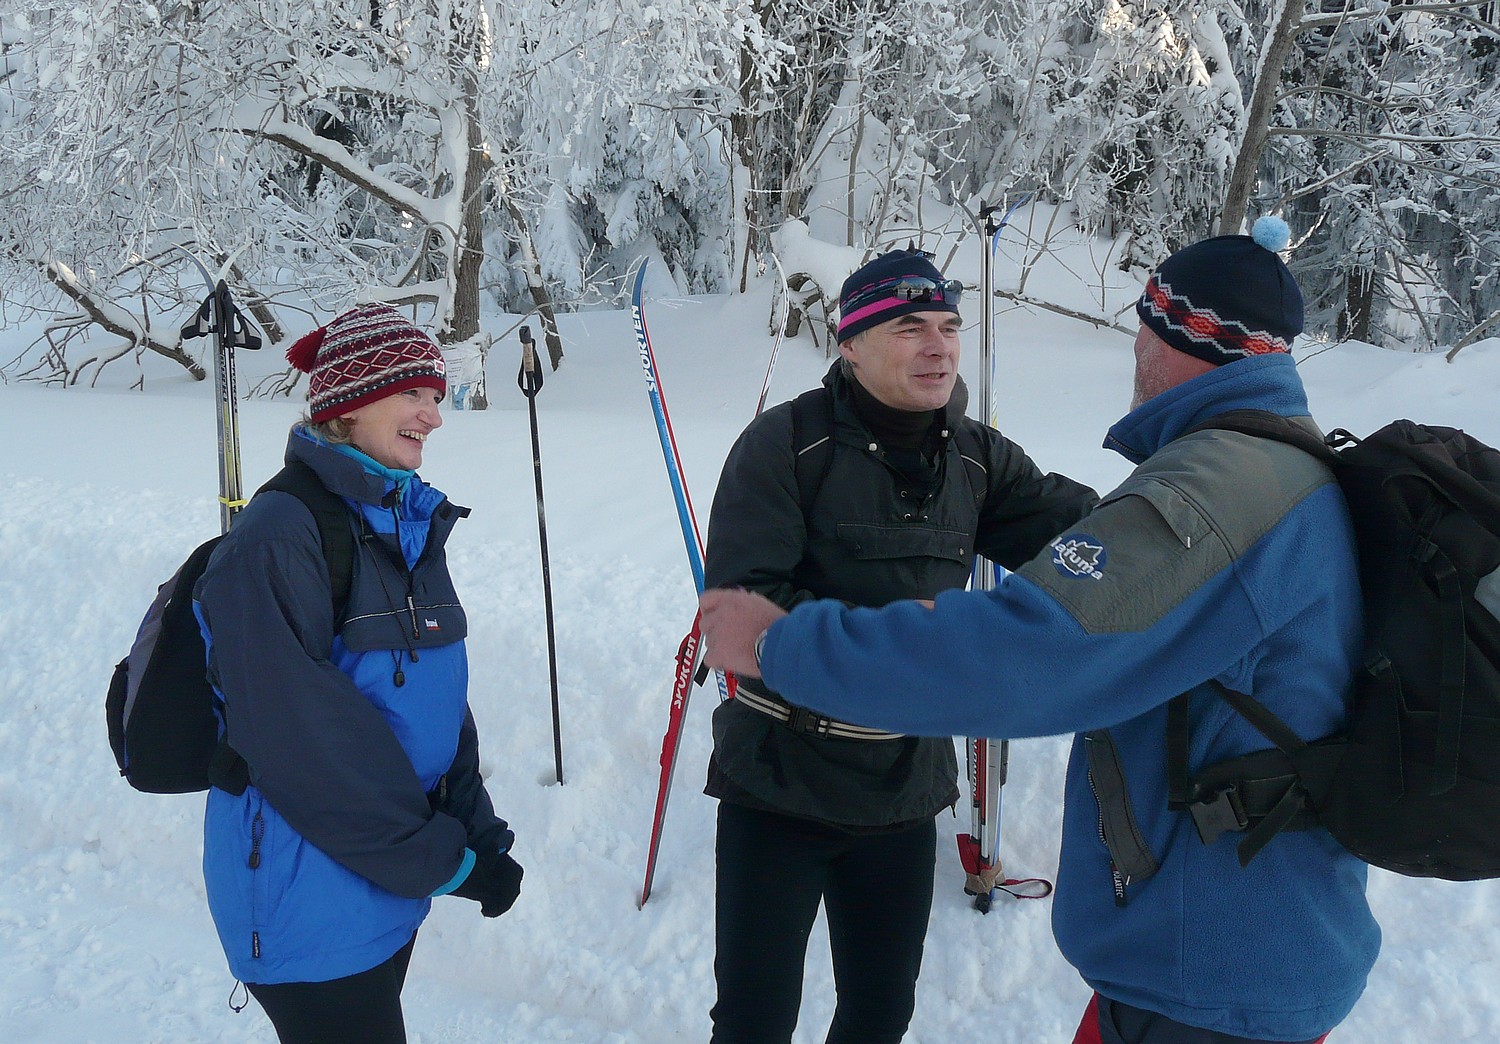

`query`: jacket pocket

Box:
[1083,729,1160,906]
[836,522,972,565]
[1096,477,1210,551]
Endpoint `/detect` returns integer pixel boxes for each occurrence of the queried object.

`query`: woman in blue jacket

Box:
[194,304,521,1043]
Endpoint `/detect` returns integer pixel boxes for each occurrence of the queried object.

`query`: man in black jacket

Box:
[703,249,1096,1043]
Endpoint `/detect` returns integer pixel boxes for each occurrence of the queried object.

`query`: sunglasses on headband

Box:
[890,277,964,304]
[843,275,965,314]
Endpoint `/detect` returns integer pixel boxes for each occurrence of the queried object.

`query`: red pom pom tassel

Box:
[286,327,326,373]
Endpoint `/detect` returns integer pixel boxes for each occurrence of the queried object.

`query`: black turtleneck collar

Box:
[848,375,941,452]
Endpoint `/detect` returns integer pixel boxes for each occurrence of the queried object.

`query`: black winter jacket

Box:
[704,363,1096,828]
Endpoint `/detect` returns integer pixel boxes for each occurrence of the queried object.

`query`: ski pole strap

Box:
[224,304,262,350]
[734,688,903,741]
[218,495,250,509]
[994,877,1053,900]
[957,838,1054,900]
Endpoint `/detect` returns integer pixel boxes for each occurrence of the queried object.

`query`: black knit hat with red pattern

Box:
[287,304,447,423]
[1135,216,1303,366]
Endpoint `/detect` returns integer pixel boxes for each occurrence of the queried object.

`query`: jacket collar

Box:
[1104,354,1313,465]
[285,425,399,506]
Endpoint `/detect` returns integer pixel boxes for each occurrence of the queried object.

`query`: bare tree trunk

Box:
[846,105,865,248]
[1219,0,1305,235]
[446,71,486,345]
[1338,268,1375,342]
[503,194,565,370]
[732,3,762,294]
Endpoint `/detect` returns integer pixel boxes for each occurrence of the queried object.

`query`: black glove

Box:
[452,849,523,918]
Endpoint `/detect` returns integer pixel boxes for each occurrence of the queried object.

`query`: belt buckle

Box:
[785,705,831,737]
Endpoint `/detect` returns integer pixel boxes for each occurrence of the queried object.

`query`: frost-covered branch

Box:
[1446,309,1500,361]
[38,257,205,380]
[1300,3,1500,33]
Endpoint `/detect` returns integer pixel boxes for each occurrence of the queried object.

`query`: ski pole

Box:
[517,324,564,785]
[961,195,1037,912]
[177,253,262,534]
[755,254,792,416]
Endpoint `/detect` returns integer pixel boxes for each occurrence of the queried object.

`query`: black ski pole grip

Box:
[980,201,1001,236]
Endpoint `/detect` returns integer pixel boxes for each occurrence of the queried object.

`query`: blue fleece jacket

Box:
[759,354,1380,1039]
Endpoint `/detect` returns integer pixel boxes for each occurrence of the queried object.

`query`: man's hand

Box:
[699,588,788,678]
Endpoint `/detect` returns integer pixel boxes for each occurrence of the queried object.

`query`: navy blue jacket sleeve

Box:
[974,425,1098,570]
[197,500,467,899]
[441,707,514,856]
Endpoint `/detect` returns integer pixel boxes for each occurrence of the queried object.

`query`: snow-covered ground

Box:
[2,242,1498,1041]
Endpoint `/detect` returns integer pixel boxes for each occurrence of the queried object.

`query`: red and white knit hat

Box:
[287,304,447,423]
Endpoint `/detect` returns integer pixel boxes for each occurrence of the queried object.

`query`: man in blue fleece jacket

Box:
[700,218,1379,1044]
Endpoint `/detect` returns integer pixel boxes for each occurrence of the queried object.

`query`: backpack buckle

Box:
[1188,785,1249,845]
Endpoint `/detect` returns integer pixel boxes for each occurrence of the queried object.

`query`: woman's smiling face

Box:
[341,387,445,470]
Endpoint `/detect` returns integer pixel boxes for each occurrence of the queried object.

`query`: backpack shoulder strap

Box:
[951,423,989,512]
[790,387,835,514]
[204,463,356,799]
[1185,409,1342,467]
[1170,683,1309,790]
[256,461,356,622]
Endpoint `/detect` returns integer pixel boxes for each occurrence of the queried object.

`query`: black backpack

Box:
[106,461,355,794]
[1171,413,1500,880]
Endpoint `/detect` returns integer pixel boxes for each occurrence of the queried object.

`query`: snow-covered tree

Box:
[3,0,1494,378]
[0,0,571,380]
[1230,1,1500,349]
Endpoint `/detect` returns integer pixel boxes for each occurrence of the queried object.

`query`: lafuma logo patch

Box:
[1051,535,1106,580]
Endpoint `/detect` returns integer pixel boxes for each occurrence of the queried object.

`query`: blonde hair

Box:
[301,413,356,445]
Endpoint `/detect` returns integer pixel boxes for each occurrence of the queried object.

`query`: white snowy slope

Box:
[1,271,1498,1043]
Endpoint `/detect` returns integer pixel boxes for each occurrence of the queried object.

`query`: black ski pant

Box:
[246,932,416,1044]
[710,802,936,1044]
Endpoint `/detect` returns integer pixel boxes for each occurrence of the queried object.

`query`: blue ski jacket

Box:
[194,428,511,985]
[757,354,1380,1040]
